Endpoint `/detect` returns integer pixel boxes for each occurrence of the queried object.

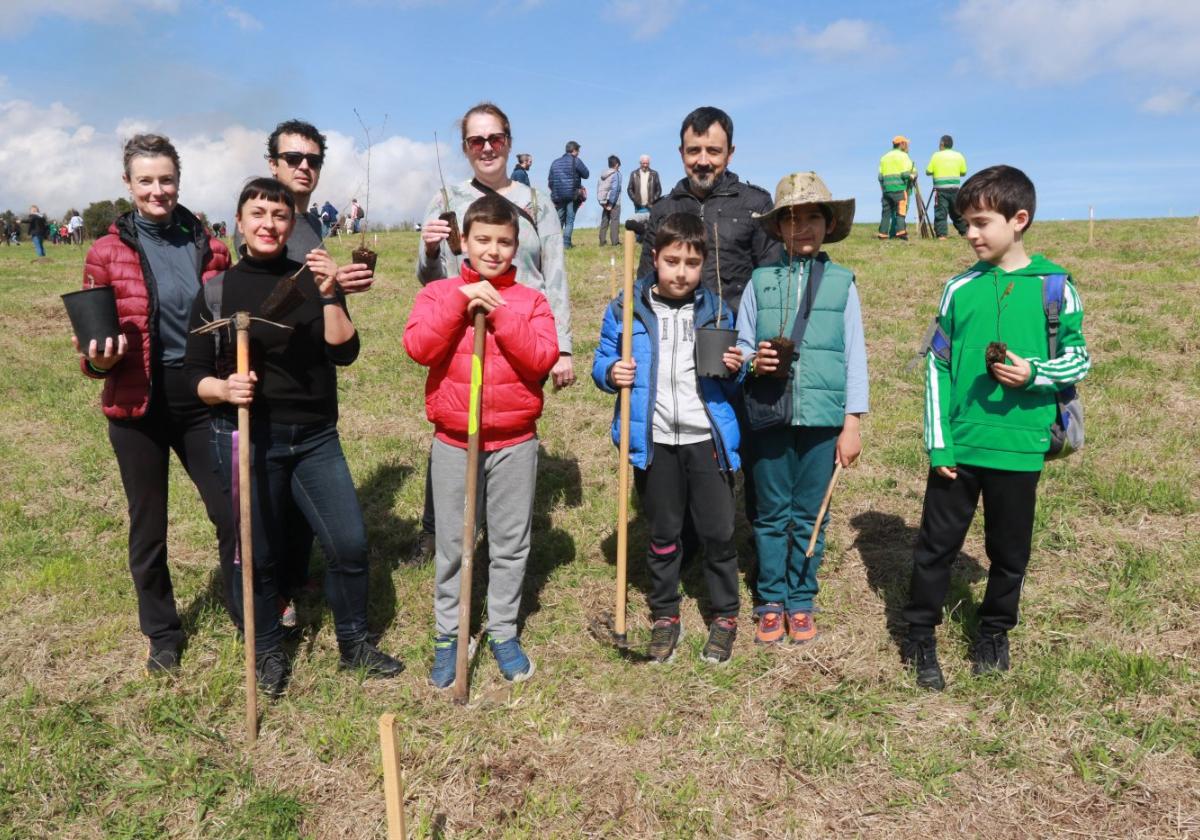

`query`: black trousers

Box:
[903,466,1040,638]
[634,441,739,620]
[107,366,237,650]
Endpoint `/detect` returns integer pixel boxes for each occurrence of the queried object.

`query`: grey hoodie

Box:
[649,290,711,446]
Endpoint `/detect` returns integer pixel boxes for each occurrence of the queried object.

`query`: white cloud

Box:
[0,0,179,36]
[745,18,891,59]
[0,98,442,225]
[605,0,686,40]
[952,0,1200,84]
[221,5,262,31]
[1140,89,1200,115]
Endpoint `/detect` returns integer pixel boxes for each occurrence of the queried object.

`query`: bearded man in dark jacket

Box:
[637,107,782,314]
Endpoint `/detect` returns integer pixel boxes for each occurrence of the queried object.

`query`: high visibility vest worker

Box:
[879,149,914,193]
[926,149,967,188]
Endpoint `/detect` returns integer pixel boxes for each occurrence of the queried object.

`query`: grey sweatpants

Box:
[431,436,538,639]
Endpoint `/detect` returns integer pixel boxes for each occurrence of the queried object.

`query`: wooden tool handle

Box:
[452,309,487,704]
[805,462,844,558]
[235,320,257,742]
[614,230,636,638]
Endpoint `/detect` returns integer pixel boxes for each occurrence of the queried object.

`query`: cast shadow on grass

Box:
[454,447,582,638]
[357,461,416,636]
[850,511,985,656]
[179,568,229,645]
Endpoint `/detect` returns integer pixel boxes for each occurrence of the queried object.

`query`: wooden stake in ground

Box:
[609,255,617,299]
[805,462,844,559]
[378,713,408,839]
[452,309,487,705]
[1088,206,1095,245]
[234,312,258,743]
[613,229,636,645]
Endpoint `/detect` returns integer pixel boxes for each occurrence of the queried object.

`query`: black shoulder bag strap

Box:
[471,178,539,234]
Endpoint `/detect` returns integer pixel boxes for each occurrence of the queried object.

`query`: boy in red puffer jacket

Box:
[403,193,559,688]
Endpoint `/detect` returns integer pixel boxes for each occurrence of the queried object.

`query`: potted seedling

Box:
[760,207,802,380]
[986,279,1014,380]
[350,109,384,272]
[693,220,738,379]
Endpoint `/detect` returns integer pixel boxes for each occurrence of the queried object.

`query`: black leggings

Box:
[107,366,237,650]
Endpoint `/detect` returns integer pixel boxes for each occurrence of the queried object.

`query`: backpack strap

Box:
[1042,273,1067,359]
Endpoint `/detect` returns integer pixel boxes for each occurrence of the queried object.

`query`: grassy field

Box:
[1,218,1198,839]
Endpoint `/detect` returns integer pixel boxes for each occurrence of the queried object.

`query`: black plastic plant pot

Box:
[351,247,378,272]
[62,286,119,351]
[694,327,738,379]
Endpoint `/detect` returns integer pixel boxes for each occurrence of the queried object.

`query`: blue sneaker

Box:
[429,634,457,688]
[488,635,535,682]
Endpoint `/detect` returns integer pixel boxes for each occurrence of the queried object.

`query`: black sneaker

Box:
[648,616,682,663]
[700,617,737,665]
[146,647,180,675]
[255,648,290,697]
[339,639,405,678]
[902,636,945,691]
[971,632,1010,676]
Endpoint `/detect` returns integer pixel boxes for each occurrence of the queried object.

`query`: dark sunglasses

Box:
[464,133,510,153]
[275,151,324,169]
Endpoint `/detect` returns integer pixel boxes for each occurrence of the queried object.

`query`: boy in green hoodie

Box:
[902,165,1090,690]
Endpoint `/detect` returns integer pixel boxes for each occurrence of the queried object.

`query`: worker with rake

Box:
[185,177,403,697]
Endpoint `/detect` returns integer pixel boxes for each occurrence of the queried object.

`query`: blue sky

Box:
[1,0,1197,225]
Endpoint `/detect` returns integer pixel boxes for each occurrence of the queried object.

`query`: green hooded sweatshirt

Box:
[924,254,1090,471]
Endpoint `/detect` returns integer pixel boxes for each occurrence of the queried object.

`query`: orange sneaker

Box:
[787,611,818,644]
[755,604,785,645]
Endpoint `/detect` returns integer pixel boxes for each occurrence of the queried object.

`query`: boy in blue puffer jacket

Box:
[592,213,743,665]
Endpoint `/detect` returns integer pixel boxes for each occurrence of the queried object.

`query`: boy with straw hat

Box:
[735,172,868,646]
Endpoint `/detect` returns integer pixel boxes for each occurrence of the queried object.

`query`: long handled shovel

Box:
[805,462,844,559]
[613,229,636,647]
[452,309,487,705]
[232,312,258,743]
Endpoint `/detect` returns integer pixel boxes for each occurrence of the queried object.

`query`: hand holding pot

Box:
[422,217,452,254]
[753,340,780,375]
[722,347,742,373]
[73,333,127,371]
[992,350,1032,389]
[335,261,374,294]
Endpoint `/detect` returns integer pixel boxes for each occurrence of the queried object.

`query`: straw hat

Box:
[752,171,856,244]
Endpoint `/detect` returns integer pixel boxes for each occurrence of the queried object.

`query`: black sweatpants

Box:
[634,441,739,620]
[903,465,1040,638]
[107,366,237,650]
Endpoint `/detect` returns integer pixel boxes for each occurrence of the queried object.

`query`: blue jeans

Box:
[555,199,577,247]
[211,418,370,649]
[31,235,45,257]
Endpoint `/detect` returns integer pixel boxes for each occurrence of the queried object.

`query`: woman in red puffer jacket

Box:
[74,133,234,675]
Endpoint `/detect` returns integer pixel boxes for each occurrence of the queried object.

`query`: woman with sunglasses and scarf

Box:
[74,134,234,675]
[411,102,574,561]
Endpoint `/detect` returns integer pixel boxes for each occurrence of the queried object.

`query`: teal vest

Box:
[751,257,853,427]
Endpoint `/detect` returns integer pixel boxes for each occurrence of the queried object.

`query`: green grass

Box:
[1,219,1198,837]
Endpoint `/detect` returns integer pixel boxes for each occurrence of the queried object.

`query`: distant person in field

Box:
[547,140,589,249]
[627,154,662,240]
[320,200,338,238]
[415,101,573,564]
[902,165,1090,691]
[25,205,49,257]
[597,155,622,246]
[926,134,969,239]
[404,194,559,688]
[68,210,84,244]
[510,153,532,186]
[74,133,234,675]
[187,177,403,696]
[593,213,743,665]
[735,172,865,647]
[878,135,916,240]
[637,106,781,315]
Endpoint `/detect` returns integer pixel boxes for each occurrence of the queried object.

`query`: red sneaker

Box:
[755,604,785,645]
[787,611,818,644]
